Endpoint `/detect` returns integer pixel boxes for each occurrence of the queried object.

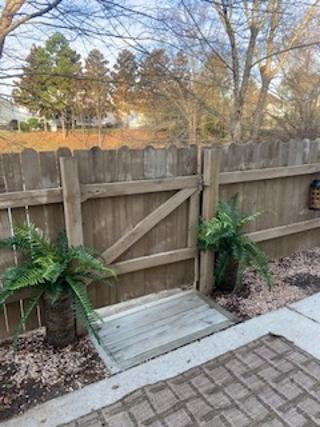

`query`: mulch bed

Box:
[214,247,320,320]
[0,329,108,422]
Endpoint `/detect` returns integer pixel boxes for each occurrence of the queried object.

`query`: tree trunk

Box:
[97,112,102,147]
[251,78,272,142]
[60,111,66,139]
[215,256,239,292]
[44,117,48,132]
[43,290,76,347]
[71,110,76,131]
[230,101,242,143]
[188,111,197,145]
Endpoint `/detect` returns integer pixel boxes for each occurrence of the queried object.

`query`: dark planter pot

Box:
[43,290,76,348]
[215,257,239,292]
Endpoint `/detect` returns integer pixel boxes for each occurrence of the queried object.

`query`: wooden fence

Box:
[219,139,320,258]
[0,139,320,339]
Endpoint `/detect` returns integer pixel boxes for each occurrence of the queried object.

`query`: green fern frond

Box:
[0,223,115,347]
[3,261,48,290]
[13,287,45,350]
[198,193,272,292]
[67,276,101,341]
[0,286,14,307]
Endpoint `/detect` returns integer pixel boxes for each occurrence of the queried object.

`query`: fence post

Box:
[59,156,85,336]
[199,148,221,295]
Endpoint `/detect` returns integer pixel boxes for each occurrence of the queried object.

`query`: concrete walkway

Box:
[62,335,320,426]
[2,294,320,427]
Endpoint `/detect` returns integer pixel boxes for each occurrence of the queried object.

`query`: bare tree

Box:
[0,0,63,60]
[250,0,320,141]
[130,0,320,142]
[213,0,320,142]
[273,47,320,140]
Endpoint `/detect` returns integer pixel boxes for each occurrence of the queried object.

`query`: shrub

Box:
[19,121,30,132]
[0,224,115,348]
[198,194,272,293]
[27,117,42,130]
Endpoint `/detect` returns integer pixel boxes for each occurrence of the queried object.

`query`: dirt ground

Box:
[0,129,169,153]
[0,329,108,422]
[214,247,320,320]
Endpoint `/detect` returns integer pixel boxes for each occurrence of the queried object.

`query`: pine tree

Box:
[13,33,81,136]
[13,45,53,129]
[111,49,137,126]
[83,49,111,145]
[45,33,81,136]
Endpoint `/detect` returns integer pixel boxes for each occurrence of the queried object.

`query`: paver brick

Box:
[61,335,320,427]
[77,412,106,427]
[164,409,193,427]
[186,397,212,422]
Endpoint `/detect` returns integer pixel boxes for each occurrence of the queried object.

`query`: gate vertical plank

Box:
[143,147,167,294]
[199,148,222,295]
[76,149,99,307]
[165,145,179,291]
[104,149,118,305]
[89,147,111,308]
[126,149,146,299]
[114,146,135,301]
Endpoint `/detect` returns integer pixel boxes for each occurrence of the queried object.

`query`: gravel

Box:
[0,329,108,422]
[214,247,320,320]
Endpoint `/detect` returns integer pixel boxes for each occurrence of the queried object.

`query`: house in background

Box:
[0,96,37,130]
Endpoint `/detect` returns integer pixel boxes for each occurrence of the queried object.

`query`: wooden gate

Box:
[60,146,202,309]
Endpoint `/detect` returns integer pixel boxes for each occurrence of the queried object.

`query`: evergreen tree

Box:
[111,49,137,126]
[83,49,111,144]
[13,33,81,136]
[45,33,81,136]
[13,45,52,130]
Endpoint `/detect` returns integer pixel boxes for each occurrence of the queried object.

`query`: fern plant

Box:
[198,194,272,293]
[0,223,115,348]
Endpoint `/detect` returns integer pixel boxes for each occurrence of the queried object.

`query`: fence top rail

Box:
[82,175,200,201]
[219,163,320,185]
[1,162,320,210]
[0,175,200,210]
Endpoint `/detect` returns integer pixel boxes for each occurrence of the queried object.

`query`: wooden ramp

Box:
[95,290,235,373]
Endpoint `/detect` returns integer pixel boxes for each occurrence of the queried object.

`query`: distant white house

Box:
[0,96,146,131]
[0,96,35,129]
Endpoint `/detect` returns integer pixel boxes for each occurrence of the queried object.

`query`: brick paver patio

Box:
[62,335,320,427]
